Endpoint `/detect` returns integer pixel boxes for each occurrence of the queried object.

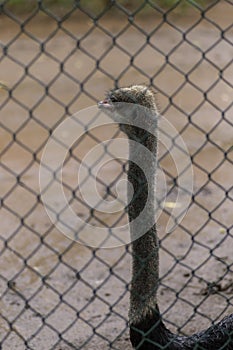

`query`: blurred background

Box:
[0,1,232,349]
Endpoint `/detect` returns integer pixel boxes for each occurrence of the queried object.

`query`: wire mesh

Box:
[0,0,232,349]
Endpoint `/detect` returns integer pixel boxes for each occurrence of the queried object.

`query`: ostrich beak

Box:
[98,99,113,110]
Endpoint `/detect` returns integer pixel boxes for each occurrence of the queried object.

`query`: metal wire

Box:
[0,0,232,349]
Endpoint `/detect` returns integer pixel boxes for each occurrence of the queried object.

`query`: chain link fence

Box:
[0,0,233,349]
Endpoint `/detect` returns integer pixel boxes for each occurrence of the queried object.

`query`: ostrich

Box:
[98,85,233,349]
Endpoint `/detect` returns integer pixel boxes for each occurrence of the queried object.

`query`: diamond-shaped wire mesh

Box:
[0,0,232,349]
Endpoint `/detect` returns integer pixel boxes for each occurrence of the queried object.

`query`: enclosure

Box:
[0,0,233,349]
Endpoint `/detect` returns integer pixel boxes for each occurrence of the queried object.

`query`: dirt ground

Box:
[0,2,233,349]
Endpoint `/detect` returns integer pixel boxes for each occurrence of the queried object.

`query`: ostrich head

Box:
[98,85,158,140]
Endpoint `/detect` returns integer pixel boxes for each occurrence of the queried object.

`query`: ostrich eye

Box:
[110,95,118,103]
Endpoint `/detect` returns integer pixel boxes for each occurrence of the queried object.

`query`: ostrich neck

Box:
[127,127,159,325]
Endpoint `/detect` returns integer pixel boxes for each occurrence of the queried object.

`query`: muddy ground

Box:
[0,2,233,349]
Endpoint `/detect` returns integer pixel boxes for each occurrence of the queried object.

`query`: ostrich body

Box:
[98,85,233,349]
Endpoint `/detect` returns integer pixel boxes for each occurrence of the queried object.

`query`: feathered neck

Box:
[127,123,159,325]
